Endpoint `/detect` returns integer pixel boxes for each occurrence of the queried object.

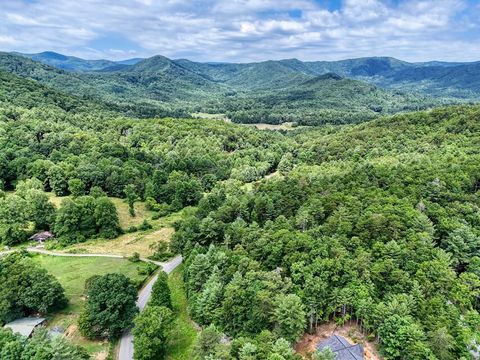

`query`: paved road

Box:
[118,255,183,360]
[0,247,183,360]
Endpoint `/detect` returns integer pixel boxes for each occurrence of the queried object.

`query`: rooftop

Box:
[4,317,46,337]
[317,335,364,360]
[29,231,54,242]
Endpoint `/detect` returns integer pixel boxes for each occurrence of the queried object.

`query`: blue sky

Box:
[1,0,479,62]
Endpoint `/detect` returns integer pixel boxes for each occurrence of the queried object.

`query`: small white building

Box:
[4,317,46,337]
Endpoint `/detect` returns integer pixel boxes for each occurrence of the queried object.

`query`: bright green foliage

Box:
[15,177,44,196]
[193,269,223,325]
[93,196,121,238]
[79,273,138,339]
[133,306,173,360]
[165,171,203,211]
[89,186,106,198]
[176,106,480,359]
[0,194,29,245]
[0,252,67,324]
[24,189,56,230]
[272,294,306,343]
[313,348,335,360]
[2,53,480,359]
[54,196,120,244]
[0,179,55,240]
[69,178,86,197]
[194,324,223,359]
[48,165,69,196]
[0,327,89,360]
[124,184,138,217]
[150,271,172,309]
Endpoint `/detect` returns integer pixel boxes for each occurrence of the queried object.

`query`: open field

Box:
[66,227,174,258]
[192,112,230,122]
[62,209,186,257]
[166,265,198,360]
[245,122,298,130]
[31,254,153,356]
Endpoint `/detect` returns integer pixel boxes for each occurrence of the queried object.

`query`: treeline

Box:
[0,101,287,196]
[0,328,89,359]
[173,105,480,359]
[0,252,67,324]
[0,178,121,245]
[0,91,290,246]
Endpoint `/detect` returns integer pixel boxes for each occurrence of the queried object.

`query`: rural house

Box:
[317,334,364,360]
[29,231,54,243]
[3,317,46,338]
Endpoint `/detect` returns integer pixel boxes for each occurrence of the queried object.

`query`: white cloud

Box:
[0,35,17,45]
[0,0,478,62]
[342,0,389,22]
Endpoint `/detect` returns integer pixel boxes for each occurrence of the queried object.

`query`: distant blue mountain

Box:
[14,51,143,72]
[6,51,480,103]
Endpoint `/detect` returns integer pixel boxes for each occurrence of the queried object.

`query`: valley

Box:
[0,49,480,360]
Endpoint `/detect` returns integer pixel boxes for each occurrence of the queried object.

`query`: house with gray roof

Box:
[3,317,46,337]
[317,334,364,360]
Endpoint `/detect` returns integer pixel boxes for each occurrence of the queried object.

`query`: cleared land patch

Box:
[66,227,174,258]
[31,254,153,356]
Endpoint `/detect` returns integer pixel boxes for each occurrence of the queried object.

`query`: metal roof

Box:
[4,317,46,337]
[316,335,364,360]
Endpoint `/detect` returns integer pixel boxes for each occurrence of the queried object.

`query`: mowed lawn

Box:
[166,265,198,360]
[31,254,153,355]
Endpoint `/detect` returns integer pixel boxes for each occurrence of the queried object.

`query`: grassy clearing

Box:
[66,227,174,258]
[62,209,186,257]
[109,197,154,229]
[192,112,230,122]
[166,265,198,360]
[245,122,298,130]
[31,254,153,356]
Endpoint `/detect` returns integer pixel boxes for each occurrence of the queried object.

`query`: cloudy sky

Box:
[1,0,479,62]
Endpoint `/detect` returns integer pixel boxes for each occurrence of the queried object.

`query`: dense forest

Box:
[0,53,479,360]
[1,52,470,126]
[172,105,480,359]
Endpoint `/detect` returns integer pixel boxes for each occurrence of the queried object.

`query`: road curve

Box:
[118,255,183,360]
[0,247,183,360]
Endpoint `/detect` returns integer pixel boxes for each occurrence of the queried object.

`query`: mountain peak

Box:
[303,72,343,84]
[37,51,69,61]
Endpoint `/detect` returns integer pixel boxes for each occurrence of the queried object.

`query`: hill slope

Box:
[0,52,455,125]
[16,51,142,72]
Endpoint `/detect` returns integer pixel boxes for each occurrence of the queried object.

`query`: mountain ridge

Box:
[1,51,472,126]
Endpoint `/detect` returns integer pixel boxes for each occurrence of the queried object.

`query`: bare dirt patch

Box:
[64,324,78,338]
[94,350,108,360]
[295,322,381,360]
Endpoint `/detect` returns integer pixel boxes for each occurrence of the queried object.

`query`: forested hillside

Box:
[1,48,480,359]
[16,51,142,72]
[3,52,456,126]
[173,105,480,359]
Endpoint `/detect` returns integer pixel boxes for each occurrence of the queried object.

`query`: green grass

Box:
[30,254,153,355]
[166,265,198,360]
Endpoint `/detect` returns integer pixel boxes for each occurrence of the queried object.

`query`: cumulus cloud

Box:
[0,0,478,62]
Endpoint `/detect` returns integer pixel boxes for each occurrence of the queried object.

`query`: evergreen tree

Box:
[150,271,172,309]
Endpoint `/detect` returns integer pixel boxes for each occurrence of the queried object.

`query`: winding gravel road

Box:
[118,255,183,360]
